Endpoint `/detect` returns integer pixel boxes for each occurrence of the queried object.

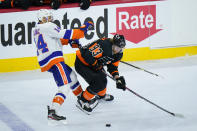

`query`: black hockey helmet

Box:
[113,34,126,48]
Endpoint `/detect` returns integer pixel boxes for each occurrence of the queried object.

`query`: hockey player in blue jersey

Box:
[33,9,95,124]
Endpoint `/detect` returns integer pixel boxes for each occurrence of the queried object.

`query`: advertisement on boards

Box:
[0,0,170,59]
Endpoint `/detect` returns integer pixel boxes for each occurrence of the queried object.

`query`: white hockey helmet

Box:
[37,9,53,22]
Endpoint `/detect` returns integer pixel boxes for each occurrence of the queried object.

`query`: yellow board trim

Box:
[0,46,197,73]
[0,56,39,73]
[122,46,197,61]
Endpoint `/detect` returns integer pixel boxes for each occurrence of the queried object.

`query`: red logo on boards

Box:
[111,5,162,44]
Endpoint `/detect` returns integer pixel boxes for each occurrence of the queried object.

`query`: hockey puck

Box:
[106,124,111,127]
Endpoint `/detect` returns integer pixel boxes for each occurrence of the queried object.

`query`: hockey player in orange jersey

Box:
[33,9,94,124]
[75,34,127,114]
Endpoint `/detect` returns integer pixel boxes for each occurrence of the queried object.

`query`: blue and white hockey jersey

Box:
[33,22,84,72]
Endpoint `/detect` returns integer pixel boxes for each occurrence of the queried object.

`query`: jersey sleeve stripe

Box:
[112,60,120,67]
[76,50,90,66]
[71,29,85,39]
[60,39,69,45]
[63,30,72,39]
[111,70,118,75]
[92,60,98,66]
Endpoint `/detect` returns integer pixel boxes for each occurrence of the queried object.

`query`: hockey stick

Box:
[125,87,184,118]
[120,61,163,78]
[103,70,184,118]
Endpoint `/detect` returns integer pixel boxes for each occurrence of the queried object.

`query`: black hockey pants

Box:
[75,56,107,94]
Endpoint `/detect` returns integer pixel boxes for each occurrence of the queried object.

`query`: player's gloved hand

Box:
[116,76,126,91]
[68,39,81,48]
[80,21,94,34]
[98,56,114,66]
[92,62,103,71]
[80,0,91,10]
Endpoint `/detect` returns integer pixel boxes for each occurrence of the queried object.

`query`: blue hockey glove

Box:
[80,21,94,34]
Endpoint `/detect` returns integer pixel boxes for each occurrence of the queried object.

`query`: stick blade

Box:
[174,113,185,118]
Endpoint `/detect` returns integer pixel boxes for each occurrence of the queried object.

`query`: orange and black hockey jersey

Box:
[76,38,123,77]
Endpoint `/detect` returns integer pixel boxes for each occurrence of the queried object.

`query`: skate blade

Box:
[48,119,67,126]
[90,100,99,109]
[76,104,92,115]
[98,99,113,102]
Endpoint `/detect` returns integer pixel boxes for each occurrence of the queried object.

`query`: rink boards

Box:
[0,0,197,72]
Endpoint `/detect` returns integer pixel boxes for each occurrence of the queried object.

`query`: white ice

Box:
[0,55,197,131]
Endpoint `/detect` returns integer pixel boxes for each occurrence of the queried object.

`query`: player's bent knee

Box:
[69,71,78,84]
[58,84,70,96]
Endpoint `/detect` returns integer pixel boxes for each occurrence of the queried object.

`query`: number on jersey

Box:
[36,34,49,55]
[89,43,103,58]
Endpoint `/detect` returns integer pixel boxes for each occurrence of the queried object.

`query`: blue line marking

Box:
[0,103,34,131]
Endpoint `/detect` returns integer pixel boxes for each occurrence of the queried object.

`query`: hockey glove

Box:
[92,62,103,71]
[80,21,94,34]
[116,76,126,91]
[80,0,91,10]
[98,56,114,66]
[68,39,81,48]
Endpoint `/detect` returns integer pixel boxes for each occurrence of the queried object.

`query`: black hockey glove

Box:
[98,56,114,66]
[92,62,103,71]
[68,39,81,48]
[116,76,126,91]
[80,0,91,10]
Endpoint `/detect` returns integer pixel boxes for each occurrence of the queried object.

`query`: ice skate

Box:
[47,106,67,126]
[76,95,99,115]
[96,94,114,101]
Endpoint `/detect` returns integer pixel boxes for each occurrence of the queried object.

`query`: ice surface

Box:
[0,55,197,131]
